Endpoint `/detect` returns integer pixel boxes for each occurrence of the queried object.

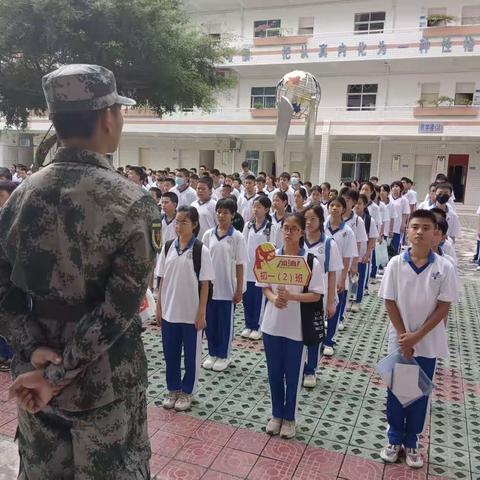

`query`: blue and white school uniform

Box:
[257,248,325,421]
[202,226,247,360]
[242,219,272,332]
[154,214,177,279]
[170,185,198,208]
[191,198,217,239]
[390,195,410,254]
[237,193,257,223]
[428,203,461,241]
[304,236,343,376]
[379,249,458,448]
[271,213,285,249]
[323,221,357,348]
[367,202,382,281]
[158,236,215,395]
[356,213,378,304]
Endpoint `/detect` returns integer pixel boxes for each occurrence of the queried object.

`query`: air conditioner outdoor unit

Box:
[229,138,242,151]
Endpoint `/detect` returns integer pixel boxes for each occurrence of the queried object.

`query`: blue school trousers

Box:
[386,357,436,449]
[392,233,401,256]
[243,281,263,331]
[161,320,202,395]
[304,344,322,376]
[370,249,377,279]
[263,333,305,421]
[324,289,348,347]
[0,337,12,360]
[476,240,480,263]
[206,300,234,359]
[355,262,368,304]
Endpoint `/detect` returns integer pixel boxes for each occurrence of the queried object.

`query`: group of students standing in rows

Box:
[144,164,460,468]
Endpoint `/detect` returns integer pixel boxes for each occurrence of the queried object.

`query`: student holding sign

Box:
[257,213,325,439]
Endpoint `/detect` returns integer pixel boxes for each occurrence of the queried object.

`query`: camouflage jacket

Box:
[0,148,160,411]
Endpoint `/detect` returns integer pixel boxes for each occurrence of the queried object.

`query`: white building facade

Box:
[11,0,480,204]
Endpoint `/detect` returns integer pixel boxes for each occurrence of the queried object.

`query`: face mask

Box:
[175,176,186,188]
[291,177,299,186]
[436,193,449,205]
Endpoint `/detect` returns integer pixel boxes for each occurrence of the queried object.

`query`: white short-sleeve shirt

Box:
[257,251,325,341]
[428,204,461,239]
[170,186,198,208]
[202,226,247,301]
[367,202,382,231]
[358,216,379,258]
[390,195,410,234]
[378,250,458,358]
[243,219,273,282]
[158,237,215,324]
[154,215,177,277]
[237,193,257,222]
[271,213,285,249]
[191,198,217,240]
[342,213,368,245]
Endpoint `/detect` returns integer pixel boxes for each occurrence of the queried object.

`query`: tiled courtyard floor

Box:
[0,227,479,479]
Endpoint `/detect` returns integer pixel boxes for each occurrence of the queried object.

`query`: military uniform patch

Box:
[151,222,162,253]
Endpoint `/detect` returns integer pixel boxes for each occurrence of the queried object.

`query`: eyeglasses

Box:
[282,226,301,233]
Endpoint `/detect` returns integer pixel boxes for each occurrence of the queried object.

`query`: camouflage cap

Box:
[42,64,136,114]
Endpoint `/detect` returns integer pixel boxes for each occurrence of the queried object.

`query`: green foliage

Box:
[0,0,236,128]
[427,14,456,27]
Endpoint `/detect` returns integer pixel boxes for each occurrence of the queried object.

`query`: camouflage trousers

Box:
[16,389,151,480]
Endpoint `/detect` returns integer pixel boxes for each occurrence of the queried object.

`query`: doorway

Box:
[262,151,275,175]
[447,154,469,202]
[199,150,215,171]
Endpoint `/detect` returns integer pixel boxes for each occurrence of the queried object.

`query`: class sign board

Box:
[254,243,311,287]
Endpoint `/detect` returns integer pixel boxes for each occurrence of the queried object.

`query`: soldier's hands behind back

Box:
[9,370,59,413]
[31,347,62,369]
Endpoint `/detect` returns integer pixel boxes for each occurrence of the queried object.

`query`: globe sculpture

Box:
[275,70,321,178]
[276,70,321,118]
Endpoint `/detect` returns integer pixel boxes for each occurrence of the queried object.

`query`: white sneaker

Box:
[323,346,334,356]
[338,321,345,331]
[265,417,282,435]
[350,302,361,313]
[364,289,370,296]
[303,374,317,388]
[174,393,193,412]
[212,358,231,372]
[162,391,180,410]
[249,330,262,340]
[370,278,378,284]
[405,448,424,469]
[202,356,217,370]
[324,320,328,329]
[476,265,480,271]
[280,420,296,439]
[241,328,252,338]
[380,444,402,463]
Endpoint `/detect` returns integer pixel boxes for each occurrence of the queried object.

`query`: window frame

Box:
[253,19,282,38]
[354,11,385,34]
[346,84,378,111]
[250,87,277,109]
[341,153,372,182]
[245,150,260,175]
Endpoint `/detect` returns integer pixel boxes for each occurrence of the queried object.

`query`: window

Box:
[346,84,378,111]
[427,8,447,26]
[462,5,480,25]
[455,82,475,105]
[298,16,314,35]
[354,12,385,34]
[251,87,277,109]
[254,19,281,38]
[19,135,31,147]
[341,153,372,182]
[420,83,440,105]
[245,150,260,175]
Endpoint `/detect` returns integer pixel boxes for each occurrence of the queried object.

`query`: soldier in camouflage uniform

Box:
[0,64,161,479]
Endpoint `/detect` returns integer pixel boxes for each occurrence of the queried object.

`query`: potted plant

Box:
[433,96,455,107]
[427,14,456,27]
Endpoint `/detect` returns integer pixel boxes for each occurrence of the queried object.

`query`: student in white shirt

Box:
[417,183,437,210]
[293,188,308,213]
[202,199,247,372]
[191,177,217,239]
[379,209,458,469]
[302,206,343,388]
[210,169,223,200]
[401,177,417,213]
[156,206,215,412]
[275,172,295,208]
[256,176,267,195]
[264,175,277,197]
[320,182,331,207]
[242,195,272,340]
[170,168,198,208]
[429,209,458,265]
[351,194,379,313]
[360,182,382,283]
[389,181,410,255]
[323,197,358,356]
[237,175,257,222]
[258,213,325,439]
[428,183,461,242]
[271,191,288,249]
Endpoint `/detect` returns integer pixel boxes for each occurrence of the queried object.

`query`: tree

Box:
[0,0,235,129]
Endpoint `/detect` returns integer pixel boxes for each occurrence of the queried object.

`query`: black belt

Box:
[32,299,90,322]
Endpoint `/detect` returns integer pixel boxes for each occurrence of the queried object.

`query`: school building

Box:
[3,0,480,205]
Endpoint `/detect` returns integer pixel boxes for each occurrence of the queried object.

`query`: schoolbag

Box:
[324,236,332,273]
[164,238,213,301]
[246,219,272,243]
[363,210,372,236]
